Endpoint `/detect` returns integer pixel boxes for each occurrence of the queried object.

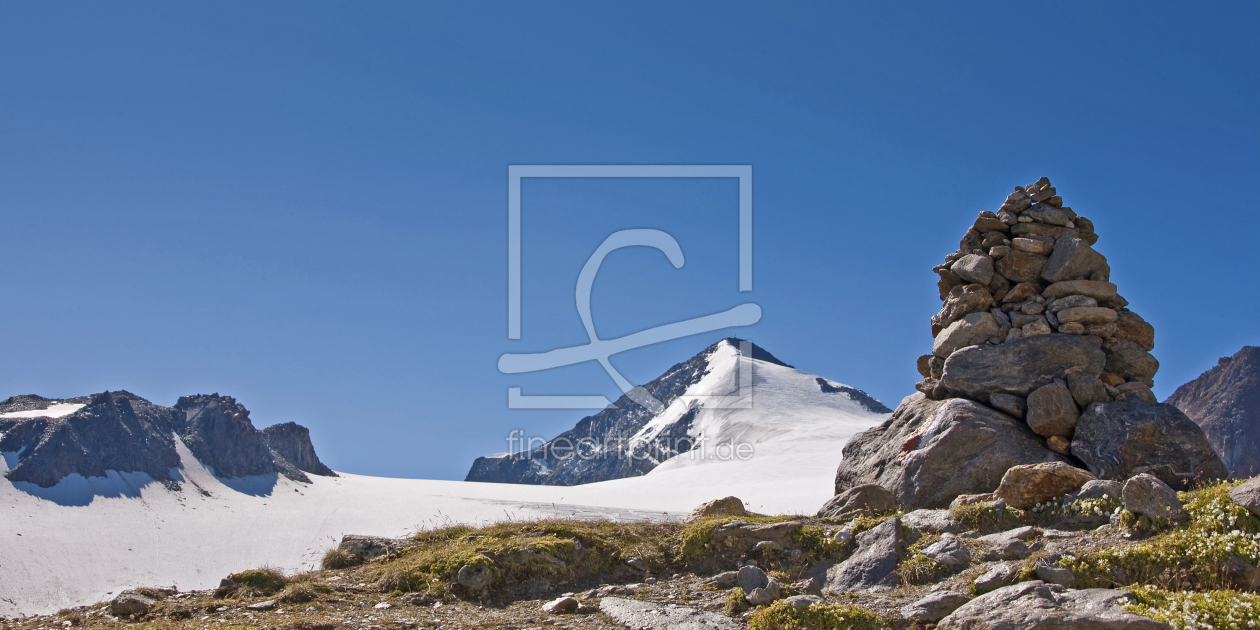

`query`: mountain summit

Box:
[466,338,890,486]
[0,391,334,488]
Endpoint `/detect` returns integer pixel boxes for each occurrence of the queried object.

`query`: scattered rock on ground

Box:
[1229,477,1260,518]
[109,591,156,617]
[1121,473,1186,523]
[937,581,1168,629]
[824,518,904,593]
[974,563,1021,593]
[599,596,739,630]
[902,509,962,534]
[902,591,972,623]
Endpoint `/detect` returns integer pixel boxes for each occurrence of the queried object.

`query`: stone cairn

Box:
[915,177,1159,455]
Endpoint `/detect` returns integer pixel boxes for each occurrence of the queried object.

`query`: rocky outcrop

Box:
[0,392,180,488]
[938,581,1168,629]
[833,394,1065,509]
[261,422,337,477]
[0,391,332,488]
[1166,346,1260,477]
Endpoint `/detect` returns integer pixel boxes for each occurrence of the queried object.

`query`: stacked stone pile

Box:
[829,179,1225,509]
[915,177,1160,455]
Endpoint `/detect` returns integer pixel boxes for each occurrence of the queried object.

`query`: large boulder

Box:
[1025,381,1080,438]
[1102,338,1160,381]
[816,484,895,519]
[939,334,1106,399]
[937,581,1169,629]
[1071,400,1228,488]
[824,518,904,593]
[834,394,1065,509]
[994,462,1096,509]
[686,496,746,523]
[1121,473,1186,523]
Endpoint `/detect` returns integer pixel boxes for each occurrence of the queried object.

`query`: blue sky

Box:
[2,2,1257,479]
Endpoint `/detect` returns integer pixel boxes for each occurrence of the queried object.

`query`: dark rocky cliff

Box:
[0,391,335,488]
[1166,346,1260,477]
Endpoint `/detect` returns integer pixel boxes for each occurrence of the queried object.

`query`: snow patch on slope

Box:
[0,403,86,418]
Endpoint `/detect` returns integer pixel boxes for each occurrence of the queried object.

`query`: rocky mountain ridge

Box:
[0,391,334,488]
[467,338,890,486]
[1166,345,1260,477]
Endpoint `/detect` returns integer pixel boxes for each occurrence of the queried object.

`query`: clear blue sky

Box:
[2,2,1256,479]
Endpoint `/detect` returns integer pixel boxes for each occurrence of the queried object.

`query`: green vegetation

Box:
[320,546,358,570]
[949,501,1021,532]
[1124,587,1260,630]
[222,568,287,597]
[372,519,675,594]
[794,525,850,561]
[724,587,750,614]
[747,600,887,630]
[680,513,795,559]
[1063,480,1260,591]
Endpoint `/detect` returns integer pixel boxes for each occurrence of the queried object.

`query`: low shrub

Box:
[1124,586,1260,629]
[747,599,886,630]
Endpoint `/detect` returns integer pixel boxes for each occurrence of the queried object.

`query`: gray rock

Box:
[1026,381,1080,438]
[934,285,995,330]
[934,312,1001,358]
[1114,382,1157,403]
[817,483,896,519]
[979,526,1038,561]
[1066,372,1110,409]
[1046,295,1098,313]
[1122,473,1186,522]
[1223,554,1260,590]
[1012,236,1054,255]
[1025,204,1073,226]
[737,565,769,592]
[745,578,782,606]
[785,594,823,611]
[1034,562,1077,587]
[456,564,494,590]
[110,591,156,616]
[600,597,739,630]
[952,254,996,286]
[973,563,1020,593]
[1070,479,1124,501]
[940,334,1106,399]
[1102,338,1160,380]
[902,509,962,534]
[338,534,417,563]
[626,557,650,572]
[1113,311,1155,352]
[991,393,1028,419]
[1229,477,1260,517]
[994,462,1095,509]
[700,571,739,589]
[996,250,1049,284]
[824,518,904,593]
[923,533,972,569]
[1058,307,1118,325]
[902,591,971,623]
[247,600,277,611]
[834,395,1065,509]
[937,581,1169,629]
[1041,280,1118,302]
[1071,400,1228,488]
[1043,234,1106,283]
[1023,318,1053,337]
